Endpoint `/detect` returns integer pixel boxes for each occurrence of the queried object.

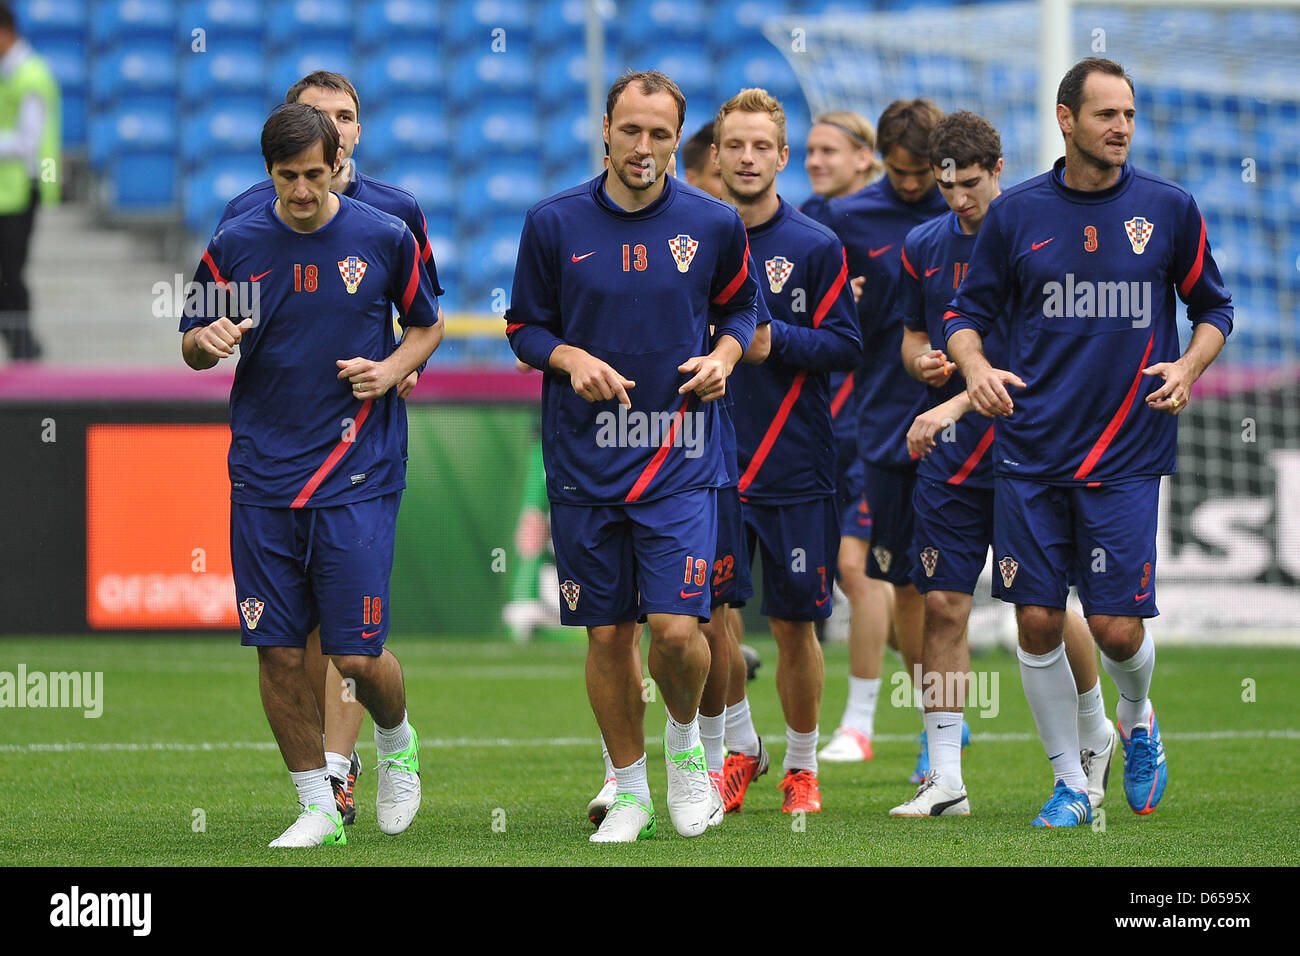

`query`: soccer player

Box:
[505,70,760,843]
[180,104,441,845]
[801,110,883,224]
[822,100,950,777]
[711,89,860,814]
[888,111,1116,817]
[945,58,1232,825]
[680,122,723,197]
[216,71,445,826]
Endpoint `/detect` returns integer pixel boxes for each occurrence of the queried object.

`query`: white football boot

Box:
[268,804,346,847]
[1081,722,1118,810]
[665,739,713,838]
[889,772,971,817]
[587,776,617,825]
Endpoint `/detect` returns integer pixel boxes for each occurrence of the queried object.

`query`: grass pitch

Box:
[2,635,1297,867]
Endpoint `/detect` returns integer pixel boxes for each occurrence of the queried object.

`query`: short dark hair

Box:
[680,122,715,174]
[876,98,943,161]
[605,70,686,133]
[1057,57,1134,118]
[928,110,1002,172]
[261,103,340,171]
[285,70,360,117]
[0,3,16,32]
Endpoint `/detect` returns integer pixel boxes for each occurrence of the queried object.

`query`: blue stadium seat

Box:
[361,99,450,161]
[445,48,535,105]
[88,95,176,168]
[459,157,543,216]
[544,156,597,194]
[269,41,354,98]
[179,97,267,165]
[181,0,264,42]
[373,156,452,216]
[90,0,175,48]
[624,41,711,101]
[183,152,267,233]
[37,35,87,92]
[540,105,588,166]
[180,47,267,103]
[356,42,444,107]
[535,0,586,52]
[537,49,585,105]
[62,89,86,149]
[265,0,352,49]
[16,0,87,36]
[708,0,777,38]
[645,0,708,44]
[108,151,177,212]
[717,49,801,103]
[357,0,441,48]
[457,101,541,156]
[90,40,178,104]
[445,0,532,47]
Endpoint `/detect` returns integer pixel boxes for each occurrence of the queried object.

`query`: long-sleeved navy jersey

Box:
[180,195,440,507]
[505,173,760,506]
[897,210,1007,489]
[219,165,445,295]
[944,160,1232,484]
[828,177,948,468]
[730,199,860,503]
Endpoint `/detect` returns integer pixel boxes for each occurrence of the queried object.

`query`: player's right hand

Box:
[194,317,254,359]
[850,275,865,304]
[966,367,1026,417]
[561,349,635,406]
[914,349,956,387]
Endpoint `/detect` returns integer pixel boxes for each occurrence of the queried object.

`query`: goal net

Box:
[764,1,1300,644]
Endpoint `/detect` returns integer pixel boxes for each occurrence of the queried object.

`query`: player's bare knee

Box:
[587,623,635,653]
[1015,605,1065,653]
[648,618,699,655]
[257,645,305,677]
[1088,615,1144,659]
[924,590,968,635]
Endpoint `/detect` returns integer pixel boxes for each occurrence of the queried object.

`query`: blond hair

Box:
[714,88,787,151]
[813,110,884,182]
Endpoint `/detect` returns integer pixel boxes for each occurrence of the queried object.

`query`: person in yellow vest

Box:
[0,2,59,361]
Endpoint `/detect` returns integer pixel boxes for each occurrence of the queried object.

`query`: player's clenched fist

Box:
[337,357,402,401]
[551,344,636,406]
[195,317,254,359]
[913,348,956,387]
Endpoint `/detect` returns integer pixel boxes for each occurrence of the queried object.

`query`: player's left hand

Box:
[906,407,955,459]
[678,355,729,402]
[1141,359,1194,416]
[850,275,865,304]
[337,357,401,400]
[396,370,419,399]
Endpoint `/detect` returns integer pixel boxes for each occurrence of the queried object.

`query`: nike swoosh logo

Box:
[1134,591,1151,601]
[815,593,830,607]
[571,251,597,262]
[925,266,942,277]
[936,723,954,730]
[680,589,703,599]
[1031,238,1054,251]
[250,269,272,281]
[361,628,380,639]
[868,245,893,258]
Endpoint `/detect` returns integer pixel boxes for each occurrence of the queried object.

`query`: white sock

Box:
[1076,679,1112,754]
[324,751,351,782]
[1101,629,1155,733]
[725,696,760,756]
[839,676,881,735]
[664,712,699,754]
[374,710,412,756]
[784,725,819,773]
[290,767,334,813]
[614,753,652,805]
[698,711,726,774]
[600,735,615,780]
[1017,643,1086,792]
[925,711,965,791]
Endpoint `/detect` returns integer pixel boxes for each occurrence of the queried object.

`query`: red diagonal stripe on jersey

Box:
[712,237,751,305]
[948,423,995,486]
[812,251,849,329]
[1177,214,1207,299]
[943,310,961,322]
[738,370,807,493]
[504,322,525,334]
[625,397,692,503]
[419,210,433,262]
[400,245,420,313]
[1073,332,1155,480]
[201,249,230,290]
[830,371,854,419]
[900,246,918,280]
[291,398,374,508]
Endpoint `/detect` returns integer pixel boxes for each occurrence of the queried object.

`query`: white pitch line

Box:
[1,728,1297,754]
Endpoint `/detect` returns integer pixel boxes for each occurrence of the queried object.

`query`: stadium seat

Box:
[444,0,532,47]
[179,47,267,103]
[536,49,586,106]
[62,89,86,149]
[459,157,543,217]
[356,42,444,108]
[457,101,541,157]
[707,0,776,39]
[178,97,267,165]
[540,105,589,166]
[90,40,178,104]
[36,34,87,93]
[16,0,87,37]
[181,0,264,43]
[645,0,709,44]
[357,0,441,49]
[717,49,802,104]
[543,156,597,195]
[264,0,352,49]
[89,0,175,49]
[107,150,177,212]
[535,0,586,52]
[625,41,711,101]
[361,99,451,160]
[183,152,267,233]
[269,41,355,98]
[374,156,452,216]
[88,95,177,169]
[445,48,535,106]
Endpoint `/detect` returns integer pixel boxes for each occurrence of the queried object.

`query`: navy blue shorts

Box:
[837,454,872,541]
[550,488,717,626]
[742,495,837,622]
[861,461,918,585]
[712,484,753,609]
[993,476,1160,617]
[911,477,1001,597]
[231,493,400,656]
